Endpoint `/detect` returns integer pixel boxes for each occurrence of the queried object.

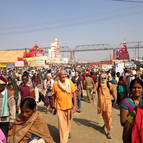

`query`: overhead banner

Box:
[26,56,46,67]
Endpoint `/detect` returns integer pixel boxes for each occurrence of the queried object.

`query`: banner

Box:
[6,64,15,69]
[27,56,45,67]
[0,64,6,68]
[102,64,112,71]
[115,63,124,74]
[15,61,24,67]
[124,61,136,68]
[48,58,61,64]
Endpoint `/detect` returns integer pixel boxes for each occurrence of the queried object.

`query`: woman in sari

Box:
[9,97,54,143]
[120,78,143,143]
[120,78,143,127]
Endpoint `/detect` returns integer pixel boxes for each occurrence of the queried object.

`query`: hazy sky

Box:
[0,0,143,61]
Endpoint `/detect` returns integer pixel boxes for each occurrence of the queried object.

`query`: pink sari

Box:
[0,129,6,143]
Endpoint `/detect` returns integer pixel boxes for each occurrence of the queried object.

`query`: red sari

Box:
[132,107,143,143]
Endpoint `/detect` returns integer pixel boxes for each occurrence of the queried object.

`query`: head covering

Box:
[0,76,7,84]
[86,72,90,76]
[7,76,19,103]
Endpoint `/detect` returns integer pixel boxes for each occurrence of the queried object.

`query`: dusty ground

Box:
[38,94,123,143]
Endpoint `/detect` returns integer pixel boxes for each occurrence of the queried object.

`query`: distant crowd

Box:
[0,64,143,143]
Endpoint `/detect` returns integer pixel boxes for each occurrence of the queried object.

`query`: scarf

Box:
[1,88,9,117]
[11,76,19,103]
[58,79,71,93]
[9,112,54,143]
[100,82,107,95]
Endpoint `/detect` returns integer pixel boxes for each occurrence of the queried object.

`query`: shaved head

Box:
[59,69,67,82]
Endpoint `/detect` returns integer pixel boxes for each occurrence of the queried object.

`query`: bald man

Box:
[51,69,77,143]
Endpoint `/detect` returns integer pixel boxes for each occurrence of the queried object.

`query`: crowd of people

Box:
[0,64,143,143]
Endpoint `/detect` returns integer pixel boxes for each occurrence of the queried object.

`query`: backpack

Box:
[118,85,125,94]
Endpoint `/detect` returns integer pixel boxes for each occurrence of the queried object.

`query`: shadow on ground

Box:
[73,118,106,135]
[37,106,48,113]
[81,96,92,103]
[112,104,120,110]
[48,124,59,143]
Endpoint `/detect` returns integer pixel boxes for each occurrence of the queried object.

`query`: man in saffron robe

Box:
[51,69,77,143]
[93,73,116,139]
